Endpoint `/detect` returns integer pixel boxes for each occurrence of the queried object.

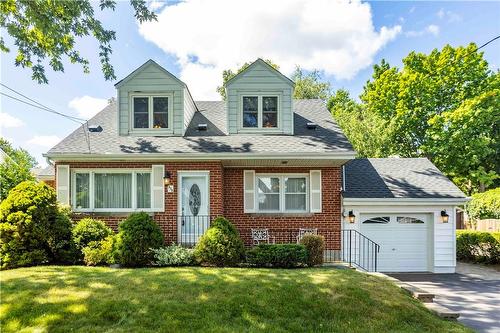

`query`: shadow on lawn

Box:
[0,266,470,333]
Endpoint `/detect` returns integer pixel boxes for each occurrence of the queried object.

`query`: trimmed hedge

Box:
[194,217,245,266]
[465,188,500,220]
[114,212,164,267]
[300,234,325,266]
[456,230,500,264]
[246,244,308,268]
[72,218,113,252]
[82,235,116,266]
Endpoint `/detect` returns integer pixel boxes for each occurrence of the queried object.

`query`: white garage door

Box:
[360,213,429,272]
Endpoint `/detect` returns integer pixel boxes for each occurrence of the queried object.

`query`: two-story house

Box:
[45,59,467,272]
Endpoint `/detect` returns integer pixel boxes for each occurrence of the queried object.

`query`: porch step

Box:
[424,302,460,320]
[399,283,435,303]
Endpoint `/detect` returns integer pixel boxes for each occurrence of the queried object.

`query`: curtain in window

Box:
[257,177,280,211]
[94,173,132,208]
[285,177,306,211]
[137,173,151,208]
[75,173,90,209]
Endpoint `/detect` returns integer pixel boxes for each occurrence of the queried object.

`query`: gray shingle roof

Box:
[343,158,466,199]
[47,99,354,156]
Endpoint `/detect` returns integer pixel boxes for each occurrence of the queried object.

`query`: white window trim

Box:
[71,168,154,213]
[255,173,309,213]
[129,92,174,133]
[240,94,281,130]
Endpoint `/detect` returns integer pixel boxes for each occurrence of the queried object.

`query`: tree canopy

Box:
[292,66,331,99]
[0,138,38,201]
[0,0,156,83]
[328,43,499,194]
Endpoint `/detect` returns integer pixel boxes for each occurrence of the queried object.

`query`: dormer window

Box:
[132,93,172,130]
[242,95,279,128]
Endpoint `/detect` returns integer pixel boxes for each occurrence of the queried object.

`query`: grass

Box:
[0,266,471,333]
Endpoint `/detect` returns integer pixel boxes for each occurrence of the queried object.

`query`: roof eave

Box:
[342,197,470,206]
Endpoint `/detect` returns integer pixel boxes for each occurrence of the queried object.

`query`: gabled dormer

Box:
[115,60,197,136]
[225,59,295,135]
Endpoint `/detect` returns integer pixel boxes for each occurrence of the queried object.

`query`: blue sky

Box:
[1,0,499,166]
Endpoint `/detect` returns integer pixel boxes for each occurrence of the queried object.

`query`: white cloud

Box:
[0,112,24,128]
[437,8,445,19]
[138,0,401,99]
[437,8,461,23]
[148,0,165,11]
[27,135,61,148]
[406,24,440,37]
[68,96,108,119]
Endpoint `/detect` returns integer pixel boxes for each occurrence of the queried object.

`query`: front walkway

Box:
[389,262,500,333]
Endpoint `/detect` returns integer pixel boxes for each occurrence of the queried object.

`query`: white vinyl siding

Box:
[71,169,155,212]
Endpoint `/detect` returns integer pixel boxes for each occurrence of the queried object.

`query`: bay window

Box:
[242,95,279,128]
[256,174,308,212]
[132,94,171,130]
[72,170,152,211]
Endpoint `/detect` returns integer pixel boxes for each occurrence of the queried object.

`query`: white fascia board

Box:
[44,152,357,162]
[343,197,470,206]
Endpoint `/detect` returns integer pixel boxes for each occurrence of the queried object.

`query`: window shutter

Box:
[56,165,70,205]
[310,170,322,213]
[151,165,165,211]
[243,170,255,213]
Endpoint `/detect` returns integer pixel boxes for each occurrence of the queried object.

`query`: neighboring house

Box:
[44,59,468,273]
[32,165,56,188]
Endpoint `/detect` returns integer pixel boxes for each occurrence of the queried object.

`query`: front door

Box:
[178,172,209,245]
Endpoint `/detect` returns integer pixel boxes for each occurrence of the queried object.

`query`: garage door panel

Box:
[360,214,429,272]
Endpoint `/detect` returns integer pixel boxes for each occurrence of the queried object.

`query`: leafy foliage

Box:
[465,188,500,220]
[194,217,245,266]
[82,235,116,266]
[152,244,195,266]
[456,230,500,264]
[0,181,77,269]
[114,212,164,267]
[0,0,156,84]
[216,59,279,100]
[72,218,113,252]
[292,66,331,99]
[329,44,499,194]
[300,234,325,266]
[0,138,37,201]
[246,244,308,268]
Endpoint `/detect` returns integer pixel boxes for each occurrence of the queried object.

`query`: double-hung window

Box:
[73,170,151,211]
[132,94,171,130]
[256,175,308,212]
[242,95,279,128]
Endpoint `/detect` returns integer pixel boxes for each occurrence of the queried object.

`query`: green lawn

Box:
[0,266,471,333]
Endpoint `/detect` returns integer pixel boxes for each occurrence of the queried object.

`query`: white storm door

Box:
[178,173,209,245]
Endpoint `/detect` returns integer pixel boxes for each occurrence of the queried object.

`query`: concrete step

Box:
[424,302,460,320]
[399,283,435,302]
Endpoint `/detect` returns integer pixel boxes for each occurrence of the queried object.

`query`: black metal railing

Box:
[341,229,380,272]
[177,215,215,247]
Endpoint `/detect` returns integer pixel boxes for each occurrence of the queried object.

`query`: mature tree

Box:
[0,138,37,200]
[327,89,391,158]
[359,43,499,193]
[292,66,331,99]
[216,59,279,100]
[0,0,156,83]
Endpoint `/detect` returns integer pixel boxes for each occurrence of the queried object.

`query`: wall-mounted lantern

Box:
[441,210,449,223]
[164,171,172,186]
[348,210,356,224]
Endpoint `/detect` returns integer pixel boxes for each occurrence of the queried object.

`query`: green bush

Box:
[456,230,500,264]
[465,188,500,220]
[82,235,116,266]
[114,212,164,267]
[0,181,77,269]
[152,244,195,266]
[300,235,325,266]
[246,244,308,268]
[194,217,245,266]
[72,218,113,251]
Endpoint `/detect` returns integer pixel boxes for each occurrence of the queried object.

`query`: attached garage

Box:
[342,158,469,273]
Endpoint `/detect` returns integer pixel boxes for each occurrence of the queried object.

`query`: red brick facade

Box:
[60,162,342,250]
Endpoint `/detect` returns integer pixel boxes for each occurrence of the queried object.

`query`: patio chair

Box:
[296,228,318,243]
[251,228,275,245]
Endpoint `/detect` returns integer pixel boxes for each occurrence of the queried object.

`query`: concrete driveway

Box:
[389,263,500,333]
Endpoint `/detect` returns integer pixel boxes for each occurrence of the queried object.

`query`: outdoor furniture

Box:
[296,228,318,243]
[251,228,275,245]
